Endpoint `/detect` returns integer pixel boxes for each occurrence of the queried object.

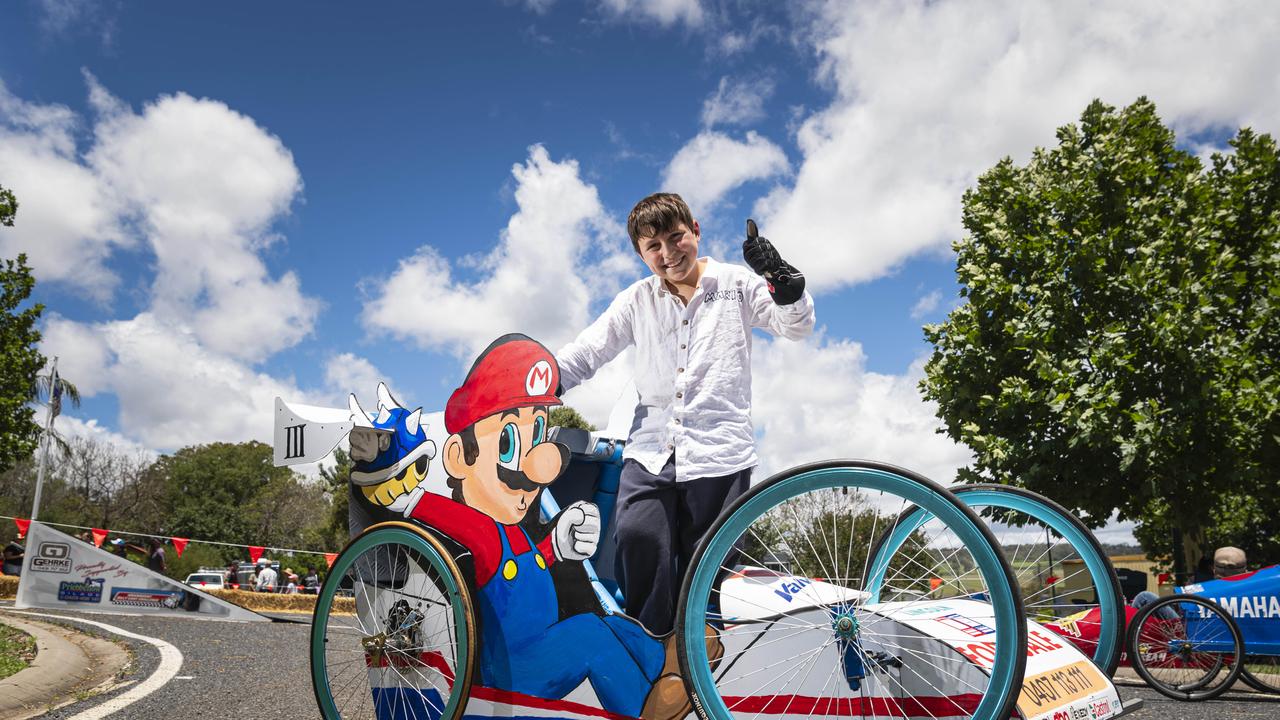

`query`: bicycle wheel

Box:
[312,521,476,720]
[677,460,1026,720]
[1240,656,1280,694]
[1126,594,1243,701]
[900,485,1125,676]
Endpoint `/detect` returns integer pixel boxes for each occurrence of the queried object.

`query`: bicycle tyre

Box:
[311,521,476,720]
[872,484,1124,676]
[676,459,1026,720]
[1126,594,1243,701]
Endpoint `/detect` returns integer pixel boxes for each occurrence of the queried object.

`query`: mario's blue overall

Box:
[408,493,665,717]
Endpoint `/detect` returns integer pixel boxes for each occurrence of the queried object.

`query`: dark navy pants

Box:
[614,456,751,635]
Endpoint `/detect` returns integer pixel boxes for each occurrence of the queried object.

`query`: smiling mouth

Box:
[663,257,684,270]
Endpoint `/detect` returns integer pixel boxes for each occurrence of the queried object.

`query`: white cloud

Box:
[44,313,304,450]
[362,144,634,358]
[597,0,704,27]
[84,76,317,362]
[661,130,789,212]
[0,82,130,301]
[910,289,942,319]
[57,416,159,462]
[2,79,332,453]
[324,353,390,407]
[702,75,776,128]
[751,333,972,484]
[757,0,1280,291]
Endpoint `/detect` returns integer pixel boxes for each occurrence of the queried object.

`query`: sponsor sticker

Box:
[935,612,995,637]
[1016,660,1112,719]
[57,577,104,603]
[110,587,185,609]
[900,604,952,617]
[31,542,73,574]
[772,576,813,602]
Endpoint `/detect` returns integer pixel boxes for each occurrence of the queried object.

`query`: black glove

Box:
[742,219,805,305]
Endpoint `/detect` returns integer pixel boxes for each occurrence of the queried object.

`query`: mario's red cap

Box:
[445,334,562,434]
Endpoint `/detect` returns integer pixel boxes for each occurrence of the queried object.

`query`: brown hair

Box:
[627,192,694,253]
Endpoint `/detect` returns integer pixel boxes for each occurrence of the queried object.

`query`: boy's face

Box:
[637,220,701,286]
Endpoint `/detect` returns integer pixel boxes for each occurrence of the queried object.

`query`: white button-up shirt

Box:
[556,258,815,482]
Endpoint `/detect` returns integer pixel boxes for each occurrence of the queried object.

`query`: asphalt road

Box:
[2,601,1278,719]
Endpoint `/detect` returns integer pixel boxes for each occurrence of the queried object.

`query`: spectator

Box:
[284,570,299,594]
[2,541,23,576]
[226,563,240,588]
[147,538,167,574]
[303,567,320,594]
[1214,546,1247,578]
[256,562,278,592]
[1192,553,1214,583]
[249,567,260,591]
[109,538,128,558]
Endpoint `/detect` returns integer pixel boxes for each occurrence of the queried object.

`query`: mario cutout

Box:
[352,334,697,720]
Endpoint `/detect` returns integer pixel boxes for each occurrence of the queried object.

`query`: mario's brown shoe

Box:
[661,624,725,676]
[640,673,691,720]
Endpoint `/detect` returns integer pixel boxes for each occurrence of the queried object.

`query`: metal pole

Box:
[30,356,57,522]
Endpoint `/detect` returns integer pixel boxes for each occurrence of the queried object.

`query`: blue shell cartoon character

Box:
[346,383,438,521]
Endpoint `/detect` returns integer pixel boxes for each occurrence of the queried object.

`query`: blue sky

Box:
[2,1,1277,521]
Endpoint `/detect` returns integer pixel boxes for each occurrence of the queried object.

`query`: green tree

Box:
[921,98,1280,572]
[318,448,352,550]
[0,254,45,474]
[0,183,16,226]
[144,441,329,567]
[549,406,595,431]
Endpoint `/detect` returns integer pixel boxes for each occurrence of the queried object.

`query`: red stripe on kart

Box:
[364,651,456,681]
[721,693,985,717]
[468,686,637,720]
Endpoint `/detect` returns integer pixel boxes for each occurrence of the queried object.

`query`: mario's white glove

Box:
[553,501,601,562]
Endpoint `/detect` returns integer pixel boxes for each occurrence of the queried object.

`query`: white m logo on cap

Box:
[526,360,553,396]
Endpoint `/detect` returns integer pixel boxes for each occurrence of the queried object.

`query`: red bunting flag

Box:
[248,545,265,563]
[13,518,29,539]
[171,537,190,558]
[91,528,108,548]
[324,553,337,569]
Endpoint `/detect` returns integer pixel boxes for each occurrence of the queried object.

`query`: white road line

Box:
[3,610,184,719]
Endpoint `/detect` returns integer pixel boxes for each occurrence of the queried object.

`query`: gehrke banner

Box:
[15,522,266,622]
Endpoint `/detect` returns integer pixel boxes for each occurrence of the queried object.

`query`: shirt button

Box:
[680,344,686,349]
[676,392,683,399]
[677,367,684,373]
[675,418,682,425]
[667,443,674,450]
[682,320,688,325]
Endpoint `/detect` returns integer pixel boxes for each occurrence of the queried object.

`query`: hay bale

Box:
[0,573,18,599]
[207,588,353,615]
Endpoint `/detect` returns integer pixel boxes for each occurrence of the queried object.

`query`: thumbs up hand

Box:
[742,219,805,305]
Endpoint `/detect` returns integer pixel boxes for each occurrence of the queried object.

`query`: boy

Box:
[555,192,814,635]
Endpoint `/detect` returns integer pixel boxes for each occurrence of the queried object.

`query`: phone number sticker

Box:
[1017,660,1114,720]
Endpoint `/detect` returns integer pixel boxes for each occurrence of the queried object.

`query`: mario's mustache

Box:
[497,464,540,492]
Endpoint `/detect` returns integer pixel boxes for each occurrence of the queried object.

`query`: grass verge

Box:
[0,621,37,681]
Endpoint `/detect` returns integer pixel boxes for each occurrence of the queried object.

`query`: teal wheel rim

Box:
[311,525,473,720]
[871,485,1124,675]
[679,461,1025,720]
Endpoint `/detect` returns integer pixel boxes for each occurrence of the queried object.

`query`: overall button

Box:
[502,559,518,581]
[535,554,547,570]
